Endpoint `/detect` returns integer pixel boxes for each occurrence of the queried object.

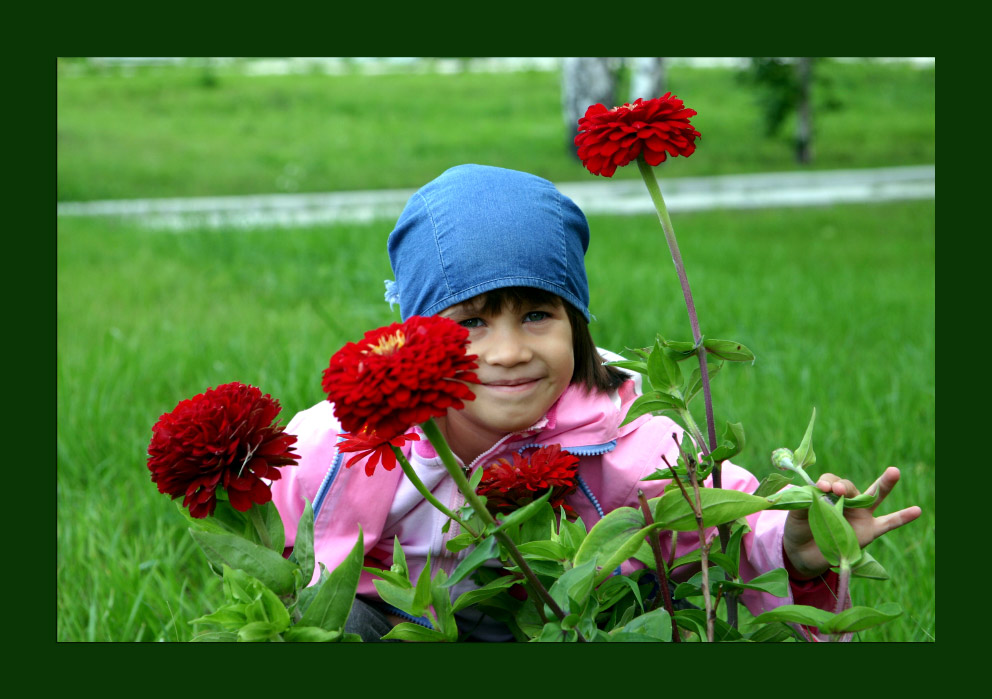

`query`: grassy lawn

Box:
[57,59,935,201]
[56,198,935,641]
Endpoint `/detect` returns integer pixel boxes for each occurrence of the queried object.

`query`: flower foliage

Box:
[147,382,298,519]
[575,93,700,177]
[477,444,580,515]
[322,315,480,438]
[338,429,421,477]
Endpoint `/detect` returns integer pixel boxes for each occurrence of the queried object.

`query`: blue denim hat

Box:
[386,164,591,322]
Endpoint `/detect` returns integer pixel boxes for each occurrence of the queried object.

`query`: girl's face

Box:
[438,295,574,462]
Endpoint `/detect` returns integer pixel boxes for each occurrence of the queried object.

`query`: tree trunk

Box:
[795,57,813,164]
[629,57,665,101]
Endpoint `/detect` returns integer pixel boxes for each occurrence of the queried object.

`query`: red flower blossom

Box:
[338,429,420,477]
[476,445,580,515]
[574,93,700,177]
[322,315,480,437]
[146,382,298,519]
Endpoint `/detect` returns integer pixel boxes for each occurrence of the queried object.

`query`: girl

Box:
[271,164,920,641]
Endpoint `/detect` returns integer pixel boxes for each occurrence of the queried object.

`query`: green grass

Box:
[56,199,935,642]
[57,60,935,201]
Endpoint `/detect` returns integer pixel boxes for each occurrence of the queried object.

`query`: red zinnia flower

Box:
[575,93,700,177]
[476,445,580,515]
[337,429,420,477]
[322,315,480,437]
[146,382,298,519]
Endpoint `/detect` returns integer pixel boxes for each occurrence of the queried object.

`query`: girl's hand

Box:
[783,466,922,580]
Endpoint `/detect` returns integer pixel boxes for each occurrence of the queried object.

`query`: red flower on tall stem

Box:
[575,93,700,177]
[322,315,480,438]
[146,382,298,519]
[338,429,421,477]
[477,445,580,515]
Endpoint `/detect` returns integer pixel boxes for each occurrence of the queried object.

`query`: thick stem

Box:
[637,490,681,642]
[390,445,479,539]
[832,561,852,642]
[420,418,585,641]
[678,441,715,642]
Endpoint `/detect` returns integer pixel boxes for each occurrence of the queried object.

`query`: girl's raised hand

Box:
[782,466,922,579]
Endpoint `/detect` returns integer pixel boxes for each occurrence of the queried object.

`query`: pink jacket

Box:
[271,379,830,619]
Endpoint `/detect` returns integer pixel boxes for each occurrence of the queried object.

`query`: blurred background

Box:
[56,57,935,641]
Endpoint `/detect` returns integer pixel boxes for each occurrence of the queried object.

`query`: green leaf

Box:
[596,575,644,614]
[765,486,815,510]
[648,338,683,393]
[560,516,587,552]
[516,540,569,561]
[391,535,409,580]
[190,529,298,595]
[381,623,452,642]
[851,551,890,580]
[443,535,498,588]
[723,522,749,579]
[452,575,519,612]
[493,487,554,534]
[722,568,790,598]
[411,553,433,615]
[845,489,879,509]
[518,502,555,545]
[620,392,679,427]
[651,488,771,532]
[793,408,817,469]
[604,359,648,375]
[283,626,344,642]
[191,631,240,642]
[753,604,835,629]
[298,527,364,631]
[753,472,794,498]
[674,609,742,641]
[445,532,476,553]
[707,421,746,462]
[821,603,902,634]
[703,338,755,362]
[429,571,459,641]
[238,621,283,642]
[468,464,484,492]
[809,494,862,566]
[616,607,672,642]
[549,558,597,613]
[190,603,247,629]
[290,500,315,587]
[257,501,286,553]
[659,338,699,359]
[684,358,723,403]
[747,622,800,643]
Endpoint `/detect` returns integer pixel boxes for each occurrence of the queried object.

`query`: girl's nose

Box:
[482,326,532,367]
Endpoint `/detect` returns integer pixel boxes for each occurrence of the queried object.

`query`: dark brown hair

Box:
[464,287,628,393]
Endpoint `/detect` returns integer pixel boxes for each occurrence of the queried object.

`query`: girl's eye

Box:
[459,317,484,329]
[524,311,550,323]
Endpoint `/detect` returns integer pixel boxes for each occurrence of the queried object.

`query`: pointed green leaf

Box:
[703,338,755,362]
[708,421,746,462]
[190,529,297,595]
[191,631,240,642]
[290,500,315,586]
[445,532,476,553]
[549,558,597,613]
[648,339,684,392]
[754,604,835,629]
[765,485,815,510]
[518,502,555,545]
[381,623,451,642]
[468,464,484,491]
[685,358,723,403]
[754,472,794,498]
[809,494,862,566]
[190,603,247,629]
[257,501,286,553]
[560,516,587,552]
[298,528,364,631]
[821,603,902,634]
[722,568,789,597]
[391,535,409,580]
[283,626,343,642]
[659,338,698,356]
[845,489,879,509]
[493,487,554,534]
[428,570,459,641]
[651,488,770,532]
[793,408,817,469]
[851,551,890,580]
[516,540,569,561]
[747,622,800,643]
[674,609,742,641]
[604,359,649,375]
[443,535,498,588]
[723,522,749,579]
[238,621,282,642]
[452,575,519,612]
[617,607,672,641]
[410,553,434,615]
[574,507,643,571]
[621,392,679,427]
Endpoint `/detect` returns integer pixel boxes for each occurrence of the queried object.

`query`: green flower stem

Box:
[636,155,718,464]
[248,506,272,550]
[390,445,480,539]
[420,418,584,641]
[638,154,738,629]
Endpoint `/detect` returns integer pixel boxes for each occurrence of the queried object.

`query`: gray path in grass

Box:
[57,165,934,232]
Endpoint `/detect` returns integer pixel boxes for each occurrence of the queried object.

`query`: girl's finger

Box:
[865,466,901,511]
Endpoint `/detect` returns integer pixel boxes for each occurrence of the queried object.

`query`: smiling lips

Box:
[482,378,541,393]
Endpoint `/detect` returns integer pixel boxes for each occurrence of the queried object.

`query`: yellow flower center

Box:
[365,331,406,356]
